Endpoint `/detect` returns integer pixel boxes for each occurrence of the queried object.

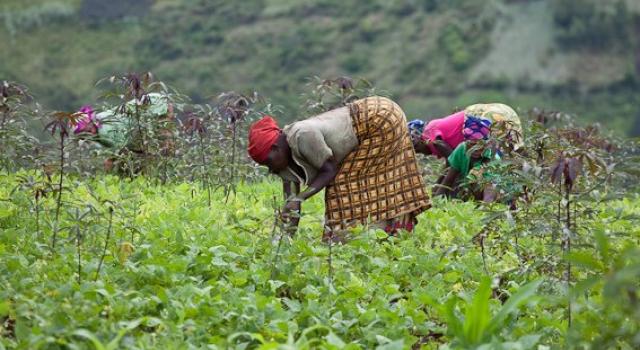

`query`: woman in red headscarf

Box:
[248,96,430,240]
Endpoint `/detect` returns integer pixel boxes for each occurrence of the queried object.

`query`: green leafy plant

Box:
[442,278,542,348]
[0,75,638,349]
[95,202,114,281]
[96,72,186,180]
[11,172,52,239]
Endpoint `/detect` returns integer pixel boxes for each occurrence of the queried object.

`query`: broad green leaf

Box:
[462,277,492,345]
[443,297,463,340]
[517,333,542,348]
[227,332,265,346]
[72,329,106,350]
[0,301,9,317]
[106,318,144,350]
[593,228,610,264]
[325,332,346,348]
[375,339,404,350]
[570,276,601,299]
[565,251,603,271]
[488,280,542,335]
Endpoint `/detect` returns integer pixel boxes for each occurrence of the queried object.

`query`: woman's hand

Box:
[281,198,301,220]
[281,180,301,235]
[432,139,453,158]
[281,197,301,235]
[294,157,339,202]
[435,167,460,197]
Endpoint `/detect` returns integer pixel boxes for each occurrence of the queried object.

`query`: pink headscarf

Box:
[74,105,100,134]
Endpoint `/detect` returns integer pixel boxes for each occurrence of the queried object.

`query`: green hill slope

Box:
[1,0,639,134]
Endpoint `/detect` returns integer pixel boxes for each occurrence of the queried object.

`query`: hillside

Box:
[1,0,639,135]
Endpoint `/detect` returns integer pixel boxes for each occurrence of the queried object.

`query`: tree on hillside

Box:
[553,0,630,50]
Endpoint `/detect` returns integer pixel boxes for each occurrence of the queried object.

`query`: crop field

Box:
[0,75,639,349]
[1,173,638,349]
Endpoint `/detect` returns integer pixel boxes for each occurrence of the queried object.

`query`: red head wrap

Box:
[248,116,281,163]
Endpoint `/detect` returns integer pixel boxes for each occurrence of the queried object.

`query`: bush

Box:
[339,53,369,73]
[0,2,75,37]
[439,24,471,71]
[553,0,630,50]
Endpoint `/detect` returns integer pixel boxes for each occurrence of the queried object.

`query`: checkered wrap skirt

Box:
[324,96,430,232]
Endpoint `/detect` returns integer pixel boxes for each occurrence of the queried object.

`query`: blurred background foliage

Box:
[0,0,639,135]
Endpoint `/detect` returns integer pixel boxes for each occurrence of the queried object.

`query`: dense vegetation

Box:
[1,71,639,348]
[1,0,640,347]
[1,175,638,349]
[1,0,639,135]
